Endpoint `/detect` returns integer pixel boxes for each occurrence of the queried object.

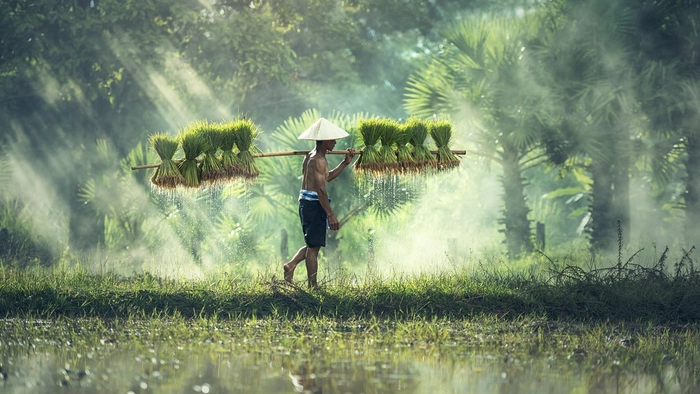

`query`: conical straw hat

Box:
[298,117,349,140]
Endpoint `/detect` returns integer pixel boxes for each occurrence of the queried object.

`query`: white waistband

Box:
[299,189,319,201]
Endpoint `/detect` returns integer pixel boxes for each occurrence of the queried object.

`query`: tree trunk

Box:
[685,132,700,247]
[500,146,532,259]
[612,128,631,243]
[589,160,615,251]
[280,229,289,261]
[590,127,630,252]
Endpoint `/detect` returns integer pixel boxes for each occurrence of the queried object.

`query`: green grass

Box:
[3,259,700,392]
[0,313,696,357]
[1,258,699,323]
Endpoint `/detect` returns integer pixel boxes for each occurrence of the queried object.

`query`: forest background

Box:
[1,0,699,279]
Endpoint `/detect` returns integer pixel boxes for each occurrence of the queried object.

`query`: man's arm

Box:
[312,158,340,230]
[327,149,355,182]
[302,154,309,177]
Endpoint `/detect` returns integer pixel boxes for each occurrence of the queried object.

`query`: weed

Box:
[0,245,697,323]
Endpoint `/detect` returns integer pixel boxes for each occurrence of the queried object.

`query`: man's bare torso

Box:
[301,150,328,192]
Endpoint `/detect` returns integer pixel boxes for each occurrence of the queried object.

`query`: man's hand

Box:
[328,214,340,231]
[343,148,355,165]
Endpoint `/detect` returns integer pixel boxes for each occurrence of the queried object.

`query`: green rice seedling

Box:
[178,121,207,187]
[198,124,226,185]
[428,119,460,170]
[219,120,245,180]
[377,118,401,173]
[355,118,383,175]
[149,133,184,189]
[395,123,415,174]
[235,118,260,179]
[406,117,436,171]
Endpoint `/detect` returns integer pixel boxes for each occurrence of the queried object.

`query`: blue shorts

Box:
[299,199,327,248]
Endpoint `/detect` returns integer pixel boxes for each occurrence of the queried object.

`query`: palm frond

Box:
[272,109,323,150]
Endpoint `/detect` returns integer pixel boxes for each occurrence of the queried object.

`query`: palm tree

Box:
[404,13,550,258]
[680,82,700,247]
[631,0,700,248]
[530,0,641,251]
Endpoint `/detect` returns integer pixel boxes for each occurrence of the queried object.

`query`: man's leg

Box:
[305,246,321,289]
[284,246,307,284]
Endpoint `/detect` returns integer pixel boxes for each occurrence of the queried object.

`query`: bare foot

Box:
[283,263,294,284]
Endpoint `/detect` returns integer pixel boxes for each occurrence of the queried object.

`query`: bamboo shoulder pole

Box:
[130,149,467,170]
[253,149,363,157]
[132,163,166,170]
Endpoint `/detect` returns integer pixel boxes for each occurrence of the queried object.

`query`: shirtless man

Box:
[284,119,355,289]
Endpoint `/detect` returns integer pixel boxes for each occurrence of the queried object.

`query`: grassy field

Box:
[3,252,700,392]
[1,251,699,323]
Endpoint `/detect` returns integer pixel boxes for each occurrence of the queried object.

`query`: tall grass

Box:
[1,249,699,322]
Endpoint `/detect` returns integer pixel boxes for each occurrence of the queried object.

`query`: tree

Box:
[0,0,298,258]
[242,0,506,130]
[1,0,545,265]
[630,1,700,248]
[404,13,549,258]
[531,0,641,251]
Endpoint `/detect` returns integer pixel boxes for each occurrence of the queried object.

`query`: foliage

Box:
[178,122,207,188]
[218,120,245,179]
[530,0,642,251]
[3,0,700,266]
[0,200,54,268]
[198,126,226,185]
[355,118,384,174]
[627,1,700,246]
[428,119,460,170]
[234,118,261,179]
[0,150,53,267]
[77,140,159,264]
[0,0,547,267]
[406,117,436,170]
[376,118,401,171]
[405,12,547,257]
[149,133,183,189]
[394,123,415,173]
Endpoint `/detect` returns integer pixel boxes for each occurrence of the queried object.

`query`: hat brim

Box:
[298,118,350,140]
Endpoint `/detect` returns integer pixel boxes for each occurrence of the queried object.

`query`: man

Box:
[284,118,355,289]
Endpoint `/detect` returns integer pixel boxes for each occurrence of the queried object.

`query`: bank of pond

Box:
[1,265,699,322]
[1,266,699,392]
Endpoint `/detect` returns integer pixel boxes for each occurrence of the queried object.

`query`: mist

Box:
[1,0,699,280]
[370,166,504,276]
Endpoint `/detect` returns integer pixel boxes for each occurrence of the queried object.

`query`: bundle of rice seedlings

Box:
[406,117,436,171]
[198,123,227,184]
[219,120,245,179]
[395,123,415,174]
[234,118,260,179]
[354,118,384,175]
[178,121,207,188]
[377,118,401,173]
[429,119,460,170]
[149,133,183,189]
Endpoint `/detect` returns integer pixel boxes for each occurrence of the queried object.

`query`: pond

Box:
[0,318,696,393]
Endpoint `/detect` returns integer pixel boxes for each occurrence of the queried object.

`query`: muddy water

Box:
[0,321,696,393]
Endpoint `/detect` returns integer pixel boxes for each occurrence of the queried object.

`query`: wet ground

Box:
[0,318,696,393]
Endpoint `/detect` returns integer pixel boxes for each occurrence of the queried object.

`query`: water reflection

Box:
[0,342,697,393]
